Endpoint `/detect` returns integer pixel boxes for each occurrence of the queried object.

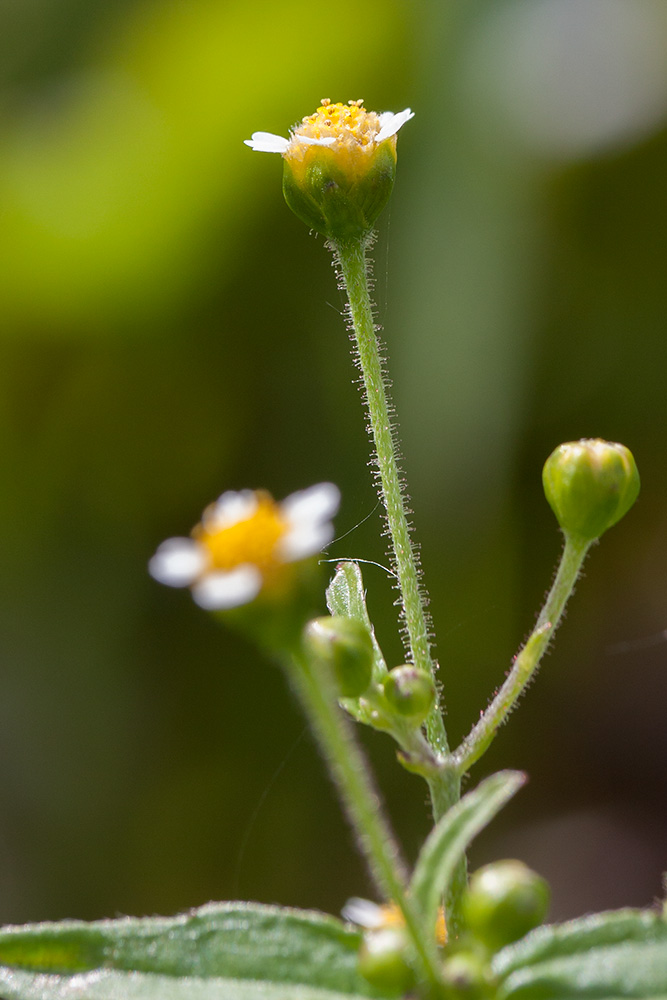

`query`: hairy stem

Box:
[284,649,445,995]
[454,534,591,772]
[332,235,450,763]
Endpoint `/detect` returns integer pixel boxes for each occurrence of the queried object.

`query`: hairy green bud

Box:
[383,665,435,722]
[441,952,496,998]
[463,860,550,952]
[357,928,414,996]
[542,439,639,542]
[303,616,374,697]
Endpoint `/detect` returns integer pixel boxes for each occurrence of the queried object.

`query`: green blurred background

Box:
[1,0,667,928]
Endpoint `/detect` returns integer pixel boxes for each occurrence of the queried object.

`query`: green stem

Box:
[332,235,450,766]
[454,534,591,772]
[284,649,445,995]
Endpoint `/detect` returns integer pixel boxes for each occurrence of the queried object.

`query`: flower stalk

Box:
[454,535,591,772]
[284,646,445,995]
[332,237,454,768]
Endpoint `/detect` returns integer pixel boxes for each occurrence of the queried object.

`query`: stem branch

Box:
[455,535,591,772]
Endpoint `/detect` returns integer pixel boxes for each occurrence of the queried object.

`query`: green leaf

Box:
[0,902,386,1000]
[493,907,667,998]
[0,969,375,1000]
[410,770,526,933]
[325,562,387,680]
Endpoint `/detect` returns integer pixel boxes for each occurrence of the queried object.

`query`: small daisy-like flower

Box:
[342,897,447,947]
[149,484,340,611]
[245,99,414,239]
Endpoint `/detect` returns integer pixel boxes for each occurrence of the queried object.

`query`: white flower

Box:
[149,483,340,611]
[244,100,414,156]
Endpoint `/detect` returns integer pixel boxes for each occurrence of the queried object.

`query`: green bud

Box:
[383,665,436,722]
[463,860,550,952]
[357,928,414,996]
[542,439,639,543]
[303,616,373,697]
[441,952,496,999]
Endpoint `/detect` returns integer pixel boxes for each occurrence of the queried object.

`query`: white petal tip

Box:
[192,565,263,610]
[149,538,207,588]
[341,898,384,928]
[376,108,415,143]
[244,132,290,153]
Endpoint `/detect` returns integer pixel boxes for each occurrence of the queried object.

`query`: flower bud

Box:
[542,439,639,542]
[303,616,374,697]
[357,927,414,996]
[441,952,496,999]
[462,860,550,952]
[382,666,436,722]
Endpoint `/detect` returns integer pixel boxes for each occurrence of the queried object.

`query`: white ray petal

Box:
[244,132,290,153]
[280,520,334,562]
[376,108,415,143]
[205,490,257,530]
[149,538,207,587]
[292,134,337,147]
[282,482,341,526]
[192,565,262,610]
[341,898,385,928]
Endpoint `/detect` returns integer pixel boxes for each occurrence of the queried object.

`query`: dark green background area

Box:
[1,0,666,930]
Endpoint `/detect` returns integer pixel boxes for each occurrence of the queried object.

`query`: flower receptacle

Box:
[282,140,397,240]
[542,439,640,543]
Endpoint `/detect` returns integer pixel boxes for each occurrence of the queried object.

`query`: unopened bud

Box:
[383,666,435,722]
[441,952,496,999]
[357,927,414,996]
[463,860,550,952]
[303,616,373,697]
[542,439,639,542]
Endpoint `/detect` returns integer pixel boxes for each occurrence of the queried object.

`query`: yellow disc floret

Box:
[289,99,388,176]
[194,492,287,575]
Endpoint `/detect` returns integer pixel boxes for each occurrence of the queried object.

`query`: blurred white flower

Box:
[149,484,340,610]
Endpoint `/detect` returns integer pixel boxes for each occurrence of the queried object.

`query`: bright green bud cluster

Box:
[357,927,414,996]
[462,860,550,952]
[303,616,373,697]
[383,665,435,722]
[542,439,640,542]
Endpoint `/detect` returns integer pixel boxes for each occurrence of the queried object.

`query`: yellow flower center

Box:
[295,99,381,148]
[379,903,447,947]
[287,99,394,179]
[193,493,287,574]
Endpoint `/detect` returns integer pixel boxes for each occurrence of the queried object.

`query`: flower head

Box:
[245,99,414,239]
[149,483,340,611]
[342,897,447,947]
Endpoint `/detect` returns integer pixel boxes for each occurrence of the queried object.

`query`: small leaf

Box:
[326,562,387,680]
[493,907,667,998]
[0,903,384,999]
[410,770,526,933]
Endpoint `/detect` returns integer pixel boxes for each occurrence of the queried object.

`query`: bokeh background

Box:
[1,0,667,929]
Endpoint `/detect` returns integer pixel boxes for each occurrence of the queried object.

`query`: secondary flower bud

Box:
[463,860,550,952]
[303,616,374,697]
[542,439,640,542]
[383,665,435,722]
[357,927,414,996]
[245,100,414,240]
[441,952,496,999]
